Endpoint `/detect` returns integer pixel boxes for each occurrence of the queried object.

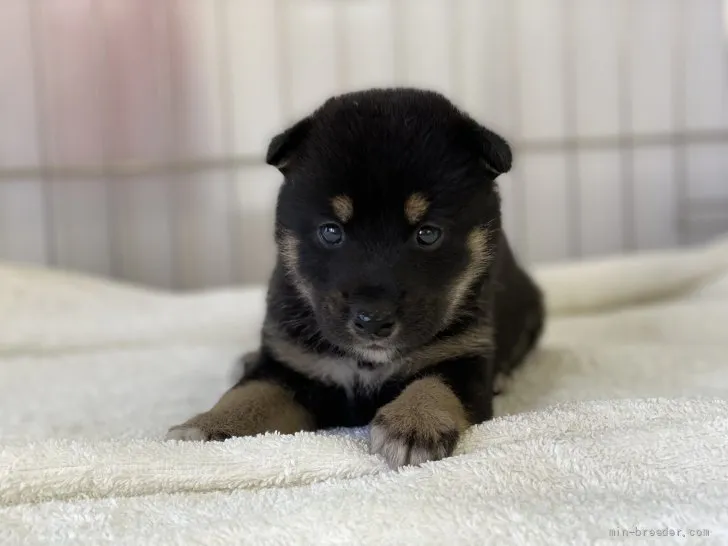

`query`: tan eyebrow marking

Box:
[331,195,354,223]
[404,193,430,225]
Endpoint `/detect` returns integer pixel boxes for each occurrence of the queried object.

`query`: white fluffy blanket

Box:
[3,237,728,545]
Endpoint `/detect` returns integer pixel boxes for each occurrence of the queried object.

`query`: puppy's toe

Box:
[165,423,231,442]
[165,425,209,442]
[369,425,410,468]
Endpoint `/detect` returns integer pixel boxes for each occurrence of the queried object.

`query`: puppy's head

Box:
[267,88,511,363]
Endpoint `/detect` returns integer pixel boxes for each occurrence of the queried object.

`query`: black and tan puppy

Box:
[167,88,545,469]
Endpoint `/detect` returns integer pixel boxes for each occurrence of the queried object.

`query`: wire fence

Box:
[0,0,727,289]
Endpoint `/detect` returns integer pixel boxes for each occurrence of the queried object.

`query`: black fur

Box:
[169,88,545,467]
[259,87,544,428]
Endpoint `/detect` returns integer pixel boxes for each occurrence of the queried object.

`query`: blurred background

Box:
[0,0,727,290]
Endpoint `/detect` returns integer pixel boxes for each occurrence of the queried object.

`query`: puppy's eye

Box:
[415,225,443,248]
[318,222,344,246]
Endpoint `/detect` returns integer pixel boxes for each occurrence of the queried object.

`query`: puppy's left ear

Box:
[265,116,313,172]
[465,120,513,178]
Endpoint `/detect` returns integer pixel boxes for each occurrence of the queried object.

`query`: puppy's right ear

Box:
[265,117,312,172]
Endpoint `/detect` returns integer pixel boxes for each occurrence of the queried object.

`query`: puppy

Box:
[167,88,545,469]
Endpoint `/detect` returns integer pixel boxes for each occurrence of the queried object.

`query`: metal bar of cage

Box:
[165,0,180,289]
[617,0,636,253]
[1,128,726,181]
[216,0,239,285]
[95,0,118,280]
[26,0,55,266]
[672,0,689,247]
[507,0,527,257]
[562,0,580,257]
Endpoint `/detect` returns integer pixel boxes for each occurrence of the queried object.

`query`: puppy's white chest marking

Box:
[266,337,400,394]
[266,324,493,395]
[302,356,400,395]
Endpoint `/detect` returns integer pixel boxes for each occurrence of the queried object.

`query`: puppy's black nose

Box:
[352,308,396,339]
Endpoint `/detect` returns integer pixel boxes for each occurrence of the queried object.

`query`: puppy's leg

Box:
[370,356,493,469]
[166,379,315,441]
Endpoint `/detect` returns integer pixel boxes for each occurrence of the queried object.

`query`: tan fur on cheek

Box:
[443,227,492,326]
[278,228,314,305]
[331,195,354,223]
[166,380,315,441]
[278,228,299,273]
[404,193,430,225]
[403,322,494,374]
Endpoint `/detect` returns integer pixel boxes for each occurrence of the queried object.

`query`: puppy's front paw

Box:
[369,412,460,469]
[164,380,316,443]
[368,376,468,469]
[165,420,231,442]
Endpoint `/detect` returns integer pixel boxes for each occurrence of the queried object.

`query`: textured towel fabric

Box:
[2,237,728,545]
